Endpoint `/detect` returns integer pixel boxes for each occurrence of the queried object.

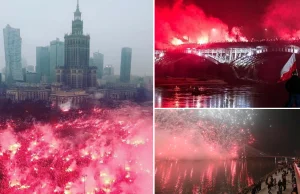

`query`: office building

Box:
[120,47,132,83]
[36,46,50,83]
[3,24,23,84]
[50,38,64,83]
[93,52,104,79]
[26,65,35,72]
[26,72,39,84]
[104,65,114,76]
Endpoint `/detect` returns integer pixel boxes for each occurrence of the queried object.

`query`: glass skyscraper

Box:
[120,47,132,83]
[3,24,23,84]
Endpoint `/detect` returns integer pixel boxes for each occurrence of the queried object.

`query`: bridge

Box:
[155,40,300,64]
[239,144,295,161]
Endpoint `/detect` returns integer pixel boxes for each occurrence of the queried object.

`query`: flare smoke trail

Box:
[0,106,153,194]
[155,109,255,160]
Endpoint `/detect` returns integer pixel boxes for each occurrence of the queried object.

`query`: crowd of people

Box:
[285,71,300,107]
[250,163,298,194]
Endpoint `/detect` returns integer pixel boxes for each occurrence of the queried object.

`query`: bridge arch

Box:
[231,50,298,67]
[155,50,220,65]
[156,44,300,64]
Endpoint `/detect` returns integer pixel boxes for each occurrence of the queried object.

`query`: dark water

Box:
[155,83,288,108]
[155,159,277,194]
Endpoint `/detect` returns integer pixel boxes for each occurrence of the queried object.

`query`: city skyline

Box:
[0,0,153,76]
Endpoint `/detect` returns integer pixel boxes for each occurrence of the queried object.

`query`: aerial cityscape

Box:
[0,1,153,193]
[0,0,153,106]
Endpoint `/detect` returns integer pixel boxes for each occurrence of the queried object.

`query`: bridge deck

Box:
[247,168,294,194]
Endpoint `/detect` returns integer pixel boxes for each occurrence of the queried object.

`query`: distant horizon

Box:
[0,0,153,76]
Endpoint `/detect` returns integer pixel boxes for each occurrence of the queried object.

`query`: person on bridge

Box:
[285,71,300,107]
[278,179,283,194]
[282,176,287,191]
[268,177,273,194]
[258,180,262,191]
[251,185,256,194]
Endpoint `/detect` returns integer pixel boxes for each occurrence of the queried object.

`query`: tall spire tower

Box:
[72,0,83,35]
[58,0,96,89]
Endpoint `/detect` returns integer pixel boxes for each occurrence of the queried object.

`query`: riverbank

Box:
[240,167,279,194]
[242,167,295,194]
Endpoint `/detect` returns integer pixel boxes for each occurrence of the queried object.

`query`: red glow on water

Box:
[0,107,153,194]
[231,161,237,187]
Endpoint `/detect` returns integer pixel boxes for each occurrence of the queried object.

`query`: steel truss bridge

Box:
[240,144,295,161]
[155,40,300,64]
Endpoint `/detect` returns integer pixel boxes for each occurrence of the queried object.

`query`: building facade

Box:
[120,47,132,83]
[36,46,50,83]
[22,58,27,68]
[93,52,104,79]
[56,1,97,89]
[104,65,114,76]
[26,72,39,83]
[50,39,64,83]
[26,65,35,72]
[97,88,136,100]
[3,24,23,84]
[89,57,94,66]
[49,90,89,106]
[97,82,137,100]
[6,86,51,101]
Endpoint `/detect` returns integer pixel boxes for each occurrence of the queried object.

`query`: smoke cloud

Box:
[156,130,230,160]
[155,109,254,160]
[0,106,153,193]
[155,0,247,49]
[264,0,300,39]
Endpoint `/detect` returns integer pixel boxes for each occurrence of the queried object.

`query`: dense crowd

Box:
[250,163,298,194]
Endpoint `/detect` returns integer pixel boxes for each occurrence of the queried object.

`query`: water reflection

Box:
[155,159,276,194]
[155,84,287,108]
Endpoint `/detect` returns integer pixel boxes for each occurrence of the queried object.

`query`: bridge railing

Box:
[294,163,300,194]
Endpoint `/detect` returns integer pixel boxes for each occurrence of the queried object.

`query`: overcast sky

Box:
[0,0,153,76]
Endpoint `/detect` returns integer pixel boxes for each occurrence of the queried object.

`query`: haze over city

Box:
[0,0,153,76]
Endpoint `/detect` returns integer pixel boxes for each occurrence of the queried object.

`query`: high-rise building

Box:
[120,47,132,83]
[3,24,23,84]
[50,38,64,83]
[22,58,28,68]
[104,65,114,76]
[26,65,35,72]
[93,52,104,79]
[89,57,94,66]
[25,72,38,83]
[22,67,26,82]
[56,1,97,89]
[36,46,50,83]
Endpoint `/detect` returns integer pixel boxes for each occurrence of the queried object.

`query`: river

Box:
[155,82,288,108]
[155,159,277,194]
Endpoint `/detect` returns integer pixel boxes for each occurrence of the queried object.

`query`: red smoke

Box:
[155,0,247,49]
[264,0,300,40]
